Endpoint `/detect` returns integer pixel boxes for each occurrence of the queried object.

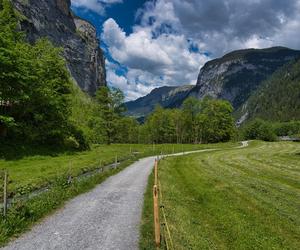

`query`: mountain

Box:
[126,47,300,119]
[12,0,106,95]
[193,46,300,109]
[125,85,194,117]
[237,58,300,124]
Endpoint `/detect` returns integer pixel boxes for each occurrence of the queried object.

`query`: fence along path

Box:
[0,156,123,214]
[151,141,249,249]
[2,142,249,250]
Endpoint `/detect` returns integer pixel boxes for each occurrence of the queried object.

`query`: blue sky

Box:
[72,0,147,35]
[71,0,300,100]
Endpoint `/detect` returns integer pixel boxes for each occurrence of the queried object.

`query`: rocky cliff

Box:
[13,0,106,95]
[194,47,300,109]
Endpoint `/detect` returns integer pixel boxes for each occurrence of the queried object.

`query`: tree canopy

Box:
[0,0,81,146]
[139,97,235,144]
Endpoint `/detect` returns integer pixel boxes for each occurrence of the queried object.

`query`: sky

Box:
[71,0,300,101]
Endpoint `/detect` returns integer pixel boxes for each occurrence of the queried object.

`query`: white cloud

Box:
[71,0,122,15]
[103,0,300,100]
[141,0,300,56]
[102,18,208,100]
[107,66,158,101]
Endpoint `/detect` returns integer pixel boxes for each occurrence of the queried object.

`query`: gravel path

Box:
[2,146,248,250]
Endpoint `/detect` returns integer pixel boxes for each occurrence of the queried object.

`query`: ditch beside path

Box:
[2,143,248,250]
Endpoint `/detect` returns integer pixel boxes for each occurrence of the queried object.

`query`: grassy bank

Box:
[140,141,300,249]
[0,143,228,199]
[0,158,135,246]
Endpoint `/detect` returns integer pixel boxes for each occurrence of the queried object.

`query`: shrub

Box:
[64,136,80,149]
[243,119,277,141]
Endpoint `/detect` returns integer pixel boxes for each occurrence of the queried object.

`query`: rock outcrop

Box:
[13,0,106,95]
[194,47,300,109]
[125,47,300,119]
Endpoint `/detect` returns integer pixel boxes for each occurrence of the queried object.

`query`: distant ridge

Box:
[125,85,194,117]
[125,46,300,121]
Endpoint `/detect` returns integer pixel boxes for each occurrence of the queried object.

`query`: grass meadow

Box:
[0,142,231,246]
[140,141,300,250]
[0,143,230,199]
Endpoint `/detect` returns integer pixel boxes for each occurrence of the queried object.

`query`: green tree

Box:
[170,109,185,144]
[114,117,139,143]
[0,1,84,146]
[95,87,114,144]
[182,97,201,143]
[198,98,235,143]
[140,98,235,144]
[243,119,277,141]
[95,86,126,144]
[110,87,126,115]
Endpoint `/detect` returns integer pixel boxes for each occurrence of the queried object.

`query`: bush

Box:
[64,136,80,149]
[273,121,300,136]
[243,119,277,141]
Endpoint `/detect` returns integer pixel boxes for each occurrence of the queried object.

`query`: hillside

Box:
[193,47,300,109]
[12,0,106,95]
[238,58,300,123]
[126,47,300,119]
[194,46,300,109]
[125,85,193,117]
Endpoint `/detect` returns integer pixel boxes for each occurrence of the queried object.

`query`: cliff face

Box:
[13,0,106,95]
[194,47,300,109]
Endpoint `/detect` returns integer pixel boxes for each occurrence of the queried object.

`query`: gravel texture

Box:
[3,156,156,250]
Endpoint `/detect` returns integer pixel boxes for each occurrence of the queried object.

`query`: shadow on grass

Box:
[0,140,83,161]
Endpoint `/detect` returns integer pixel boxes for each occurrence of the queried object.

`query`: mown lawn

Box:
[0,143,232,199]
[140,141,300,250]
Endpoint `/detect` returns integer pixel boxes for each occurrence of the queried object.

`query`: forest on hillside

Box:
[245,58,300,122]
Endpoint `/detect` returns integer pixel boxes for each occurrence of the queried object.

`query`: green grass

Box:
[0,143,232,199]
[0,142,235,246]
[0,142,234,246]
[0,158,135,246]
[140,141,300,250]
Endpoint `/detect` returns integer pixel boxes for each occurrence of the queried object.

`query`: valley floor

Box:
[0,143,225,200]
[1,147,226,249]
[0,143,232,246]
[140,141,300,249]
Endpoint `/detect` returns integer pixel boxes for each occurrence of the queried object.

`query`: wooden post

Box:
[3,171,8,217]
[154,159,158,186]
[67,161,72,184]
[153,185,160,247]
[100,160,102,172]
